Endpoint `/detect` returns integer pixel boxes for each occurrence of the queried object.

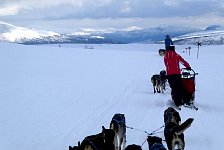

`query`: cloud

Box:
[0,5,21,16]
[1,0,224,19]
[163,0,181,7]
[1,0,224,32]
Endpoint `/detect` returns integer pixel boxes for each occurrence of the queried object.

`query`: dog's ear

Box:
[147,135,152,142]
[154,136,162,143]
[102,126,106,131]
[69,146,72,150]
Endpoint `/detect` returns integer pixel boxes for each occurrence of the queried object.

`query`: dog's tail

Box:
[175,118,194,135]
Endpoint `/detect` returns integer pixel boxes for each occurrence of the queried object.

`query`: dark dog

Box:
[164,107,194,150]
[110,113,126,150]
[147,136,166,150]
[159,70,167,92]
[158,49,166,56]
[151,74,162,93]
[125,144,142,150]
[151,70,167,93]
[70,126,115,150]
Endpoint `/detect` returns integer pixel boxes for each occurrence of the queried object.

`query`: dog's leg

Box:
[151,78,156,93]
[164,81,166,90]
[114,135,119,150]
[157,85,161,93]
[156,80,161,93]
[164,131,174,150]
[177,140,184,150]
[122,134,126,150]
[161,80,165,93]
[171,139,176,150]
[119,137,123,150]
[153,86,156,93]
[160,83,163,93]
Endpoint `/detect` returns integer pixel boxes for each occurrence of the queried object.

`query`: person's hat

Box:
[166,35,169,37]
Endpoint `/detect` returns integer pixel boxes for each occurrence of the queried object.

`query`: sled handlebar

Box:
[181,68,198,76]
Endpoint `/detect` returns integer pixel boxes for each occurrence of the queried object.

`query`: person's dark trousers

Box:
[165,46,169,50]
[167,74,185,106]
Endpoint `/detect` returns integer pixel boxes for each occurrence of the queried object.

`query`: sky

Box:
[1,0,224,33]
[0,42,224,150]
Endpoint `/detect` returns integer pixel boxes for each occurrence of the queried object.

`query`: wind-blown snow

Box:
[0,42,223,150]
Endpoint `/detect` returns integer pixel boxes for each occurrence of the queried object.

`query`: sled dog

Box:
[78,126,115,150]
[164,107,193,150]
[110,113,126,150]
[147,136,166,150]
[151,74,162,93]
[159,70,167,92]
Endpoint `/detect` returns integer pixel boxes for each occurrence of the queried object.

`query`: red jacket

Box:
[164,50,190,75]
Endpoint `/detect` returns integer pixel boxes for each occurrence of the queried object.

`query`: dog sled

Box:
[181,68,198,110]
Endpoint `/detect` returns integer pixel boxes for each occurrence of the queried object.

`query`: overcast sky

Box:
[1,0,224,33]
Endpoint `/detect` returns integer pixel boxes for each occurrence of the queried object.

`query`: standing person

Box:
[164,46,191,107]
[165,35,173,50]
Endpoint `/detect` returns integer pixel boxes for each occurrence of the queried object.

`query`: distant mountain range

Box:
[1,21,224,45]
[172,29,224,45]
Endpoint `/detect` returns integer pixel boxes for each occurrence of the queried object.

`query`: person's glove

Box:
[186,67,191,70]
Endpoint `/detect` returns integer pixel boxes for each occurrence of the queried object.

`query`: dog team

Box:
[69,110,194,150]
[69,39,196,150]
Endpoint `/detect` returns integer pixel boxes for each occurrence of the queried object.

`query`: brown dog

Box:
[164,107,193,150]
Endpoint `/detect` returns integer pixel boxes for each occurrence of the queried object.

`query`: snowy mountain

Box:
[103,26,201,43]
[172,29,224,45]
[0,21,60,43]
[1,21,224,45]
[205,24,224,30]
[0,22,118,44]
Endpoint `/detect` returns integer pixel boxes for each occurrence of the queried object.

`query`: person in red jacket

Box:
[164,46,191,107]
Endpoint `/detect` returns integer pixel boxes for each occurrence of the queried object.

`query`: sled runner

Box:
[181,68,198,110]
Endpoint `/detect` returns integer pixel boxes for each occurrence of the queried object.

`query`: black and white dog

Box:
[151,74,161,93]
[164,107,194,150]
[147,136,167,150]
[125,136,166,150]
[158,49,166,56]
[159,70,167,92]
[110,113,126,150]
[151,70,167,93]
[69,126,115,150]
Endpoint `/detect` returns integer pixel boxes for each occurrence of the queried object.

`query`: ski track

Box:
[0,43,223,150]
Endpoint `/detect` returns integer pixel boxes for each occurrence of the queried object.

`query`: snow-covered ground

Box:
[0,42,223,150]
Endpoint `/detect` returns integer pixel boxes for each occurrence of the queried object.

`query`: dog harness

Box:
[151,143,167,150]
